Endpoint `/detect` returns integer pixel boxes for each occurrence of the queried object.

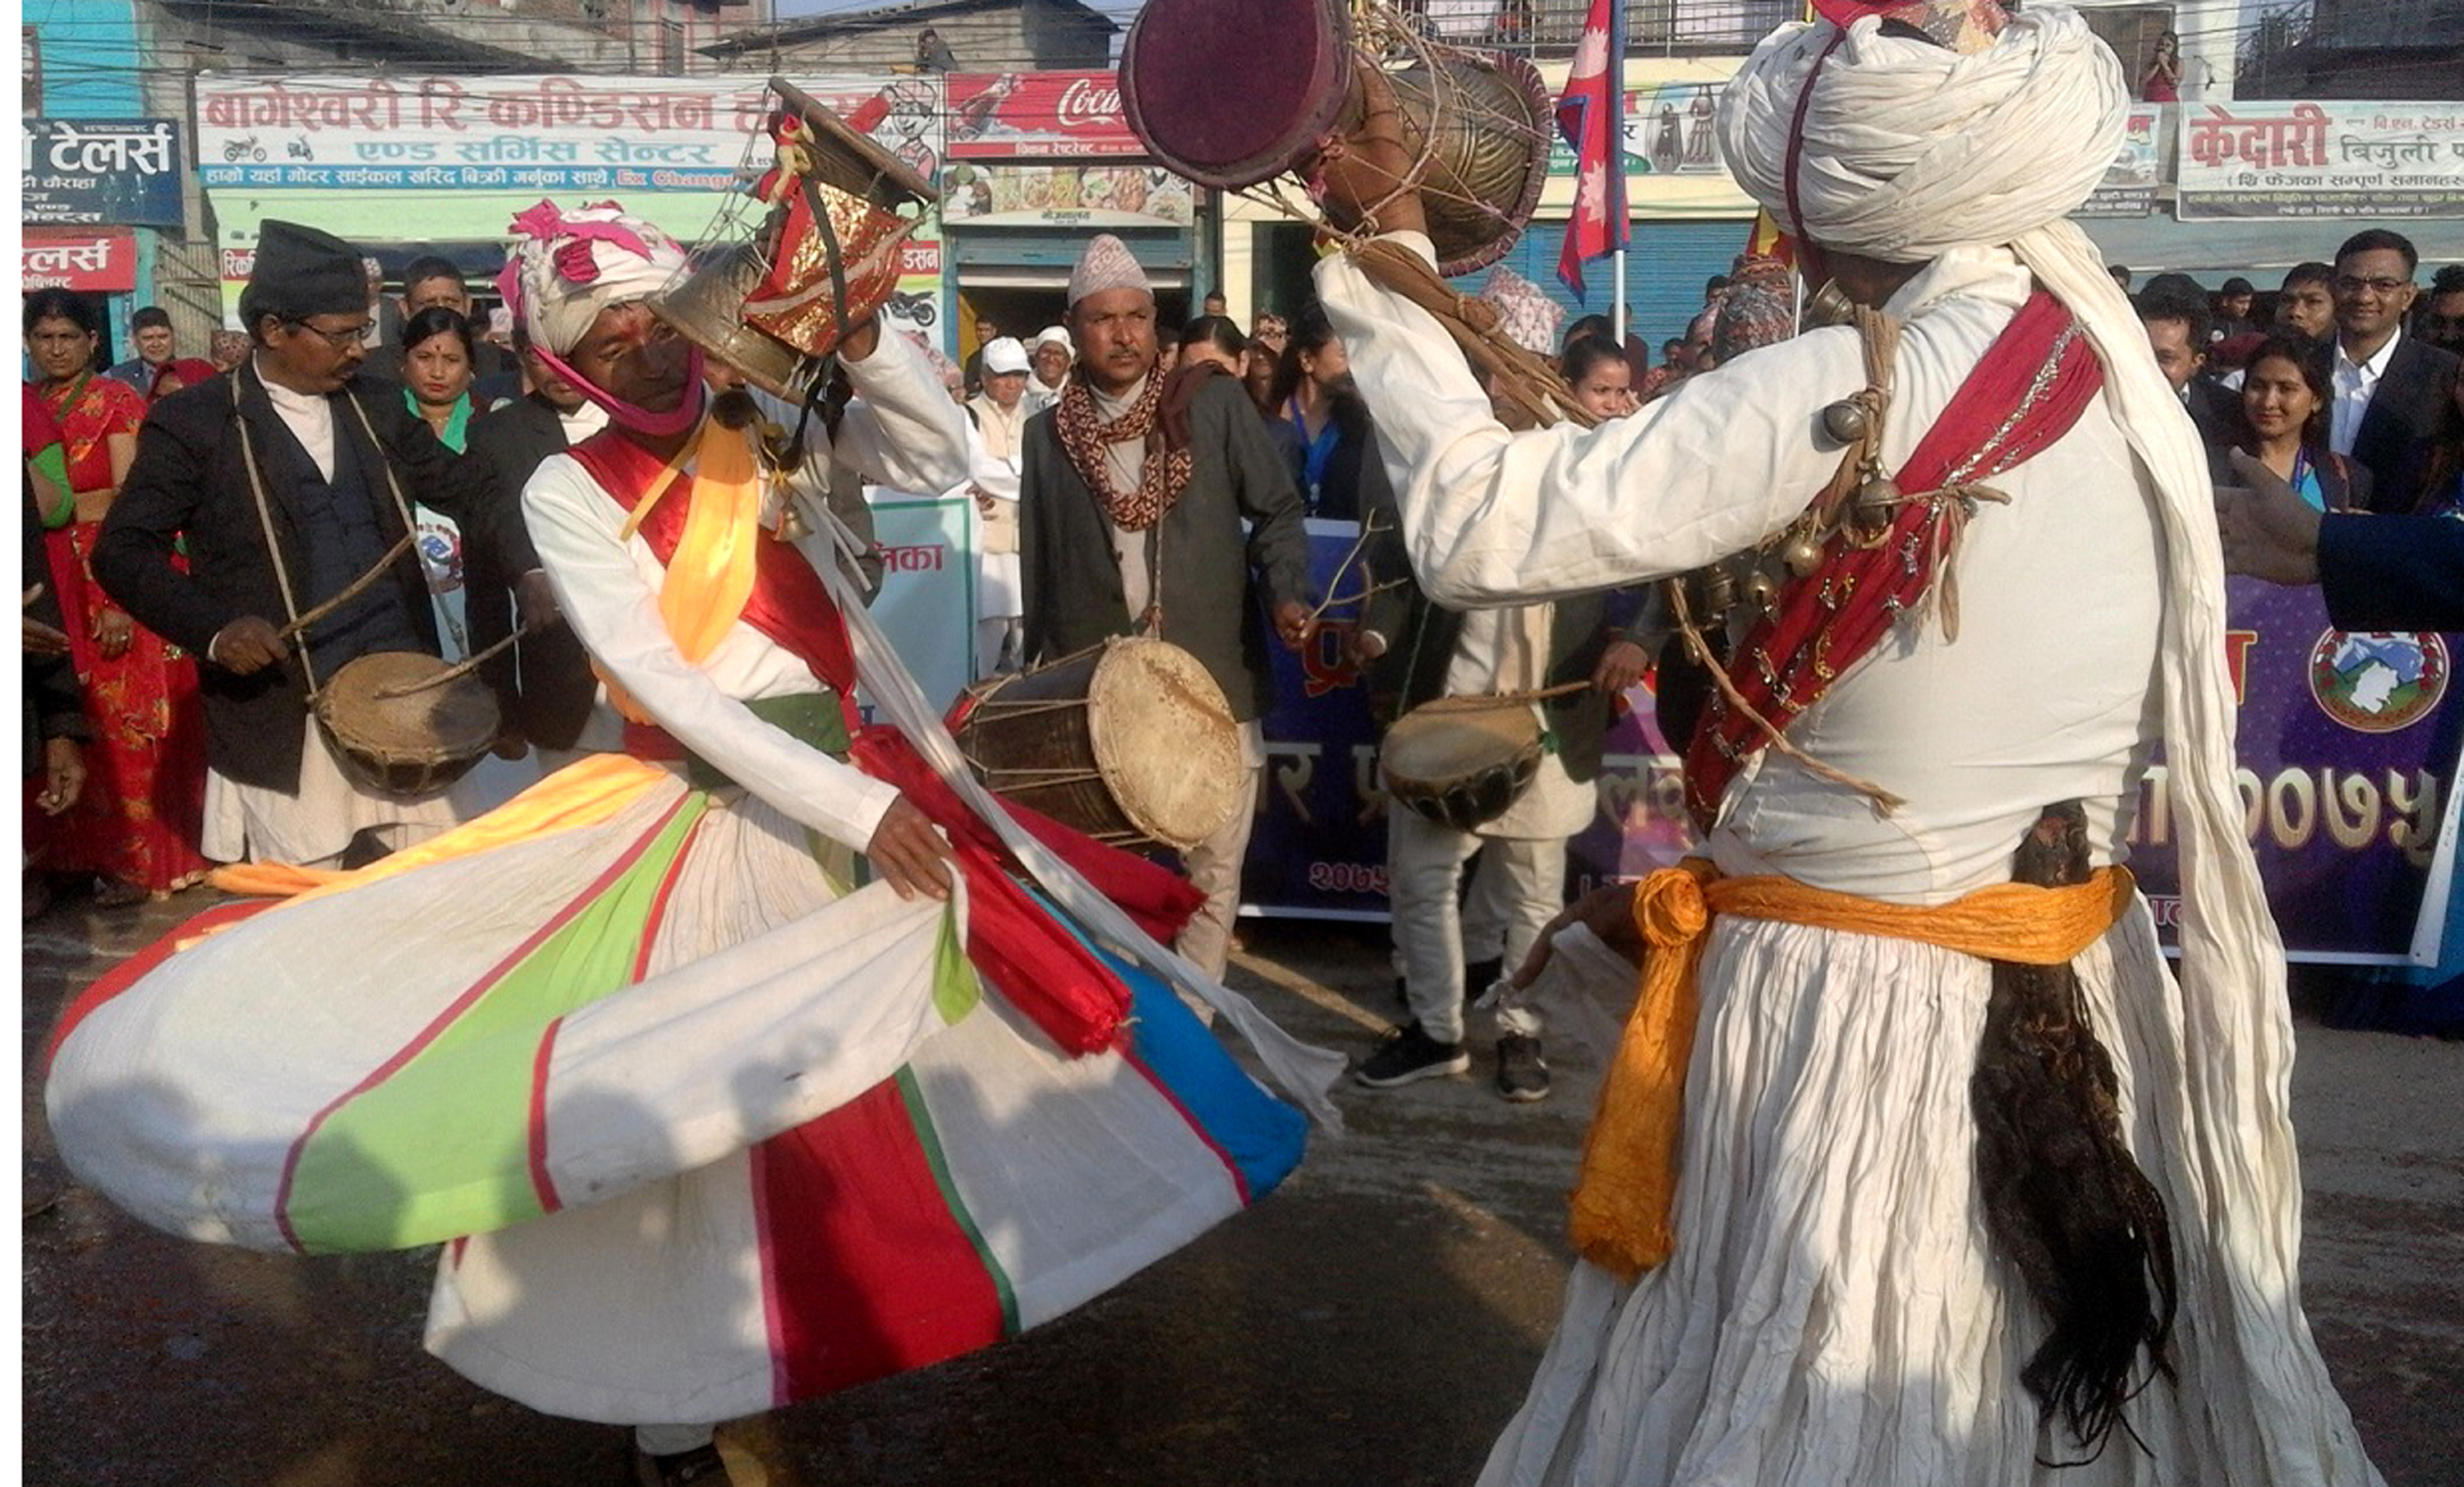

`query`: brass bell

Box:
[1855,474,1901,526]
[775,496,814,543]
[1781,531,1827,578]
[1821,398,1869,444]
[1743,569,1781,612]
[1701,565,1736,615]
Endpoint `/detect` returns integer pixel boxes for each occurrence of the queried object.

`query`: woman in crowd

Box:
[21,288,209,906]
[399,305,479,661]
[1242,337,1280,416]
[2236,333,2370,511]
[1184,314,1304,473]
[2141,30,2182,103]
[1561,334,1639,421]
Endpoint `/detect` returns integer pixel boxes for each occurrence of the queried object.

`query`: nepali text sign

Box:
[21,228,137,292]
[2078,108,2161,218]
[22,118,184,227]
[2122,580,2460,963]
[941,162,1196,228]
[195,74,788,195]
[2178,100,2464,220]
[857,495,978,721]
[946,71,1139,159]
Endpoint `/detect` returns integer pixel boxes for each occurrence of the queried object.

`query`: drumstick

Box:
[367,627,526,700]
[273,533,419,642]
[1418,680,1593,710]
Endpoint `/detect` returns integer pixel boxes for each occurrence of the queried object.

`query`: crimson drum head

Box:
[1121,0,1355,191]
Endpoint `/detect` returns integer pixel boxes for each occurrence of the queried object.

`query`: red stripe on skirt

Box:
[270,794,693,1253]
[527,1015,566,1214]
[1121,1048,1250,1206]
[43,899,274,1070]
[752,1078,1005,1404]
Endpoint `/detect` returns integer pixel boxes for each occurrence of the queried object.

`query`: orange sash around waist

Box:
[1570,859,2137,1282]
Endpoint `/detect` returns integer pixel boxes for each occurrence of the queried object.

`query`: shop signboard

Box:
[2177,100,2464,220]
[22,118,185,227]
[2078,107,2161,218]
[21,228,139,292]
[194,73,946,195]
[945,71,1141,159]
[940,163,1196,228]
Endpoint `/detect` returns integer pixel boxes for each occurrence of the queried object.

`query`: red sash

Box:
[568,428,863,709]
[568,427,1201,1055]
[1682,292,2103,827]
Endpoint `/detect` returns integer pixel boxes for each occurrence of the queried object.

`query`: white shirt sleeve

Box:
[522,452,901,854]
[830,329,972,498]
[1312,232,1870,607]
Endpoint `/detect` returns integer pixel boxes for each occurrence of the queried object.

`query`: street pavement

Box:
[21,890,2462,1486]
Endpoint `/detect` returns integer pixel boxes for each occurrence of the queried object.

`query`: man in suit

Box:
[461,324,608,771]
[2137,285,2238,467]
[2330,228,2462,513]
[1018,233,1315,980]
[94,220,501,869]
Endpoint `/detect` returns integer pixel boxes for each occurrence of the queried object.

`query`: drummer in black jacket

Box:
[94,220,505,869]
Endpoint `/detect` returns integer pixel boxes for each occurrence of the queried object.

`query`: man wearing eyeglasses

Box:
[2328,228,2462,514]
[94,219,504,869]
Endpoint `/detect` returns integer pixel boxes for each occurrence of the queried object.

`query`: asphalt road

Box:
[21,892,2463,1487]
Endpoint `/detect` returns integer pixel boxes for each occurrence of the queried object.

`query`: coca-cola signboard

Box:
[945,71,1140,159]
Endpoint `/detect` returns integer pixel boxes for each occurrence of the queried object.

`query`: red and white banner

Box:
[945,71,1140,159]
[21,228,137,292]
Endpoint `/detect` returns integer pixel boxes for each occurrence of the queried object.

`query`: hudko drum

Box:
[314,650,501,798]
[954,637,1246,853]
[1378,695,1543,834]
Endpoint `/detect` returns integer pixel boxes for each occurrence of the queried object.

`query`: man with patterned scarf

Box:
[1018,233,1317,980]
[1312,1,2384,1482]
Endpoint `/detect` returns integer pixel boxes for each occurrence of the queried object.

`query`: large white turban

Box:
[1722,10,2333,1464]
[500,200,692,357]
[1718,7,2124,263]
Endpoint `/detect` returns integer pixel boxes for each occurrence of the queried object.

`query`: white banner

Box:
[2178,100,2464,220]
[861,495,978,721]
[194,72,950,198]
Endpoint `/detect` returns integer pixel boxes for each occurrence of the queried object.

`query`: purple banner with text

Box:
[1239,538,2454,964]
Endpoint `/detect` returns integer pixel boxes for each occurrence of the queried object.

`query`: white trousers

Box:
[973,615,1021,678]
[1176,765,1262,982]
[1388,806,1566,1045]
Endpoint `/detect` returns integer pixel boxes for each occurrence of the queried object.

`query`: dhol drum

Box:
[1120,0,1553,277]
[954,638,1246,853]
[314,651,501,798]
[1379,695,1543,834]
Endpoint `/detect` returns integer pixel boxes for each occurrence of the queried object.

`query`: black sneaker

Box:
[1495,1034,1551,1103]
[1355,1022,1471,1088]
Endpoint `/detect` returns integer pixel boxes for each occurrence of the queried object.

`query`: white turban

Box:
[1726,8,2325,1454]
[501,200,692,357]
[1718,7,2123,263]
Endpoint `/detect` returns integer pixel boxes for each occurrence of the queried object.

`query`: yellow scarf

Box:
[1571,859,2136,1281]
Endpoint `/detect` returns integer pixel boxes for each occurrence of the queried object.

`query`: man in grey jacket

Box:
[1018,233,1315,978]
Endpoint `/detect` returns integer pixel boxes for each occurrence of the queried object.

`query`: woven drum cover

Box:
[1121,0,1354,191]
[315,651,499,795]
[1087,638,1246,851]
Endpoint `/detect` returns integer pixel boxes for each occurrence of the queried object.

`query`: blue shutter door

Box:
[1450,219,1749,351]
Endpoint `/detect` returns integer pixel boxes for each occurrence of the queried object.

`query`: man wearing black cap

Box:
[95,219,505,869]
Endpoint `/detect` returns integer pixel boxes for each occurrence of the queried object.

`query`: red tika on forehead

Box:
[1814,0,2008,53]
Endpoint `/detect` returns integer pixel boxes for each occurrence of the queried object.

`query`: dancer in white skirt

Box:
[1310,0,2384,1481]
[47,201,1339,1487]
